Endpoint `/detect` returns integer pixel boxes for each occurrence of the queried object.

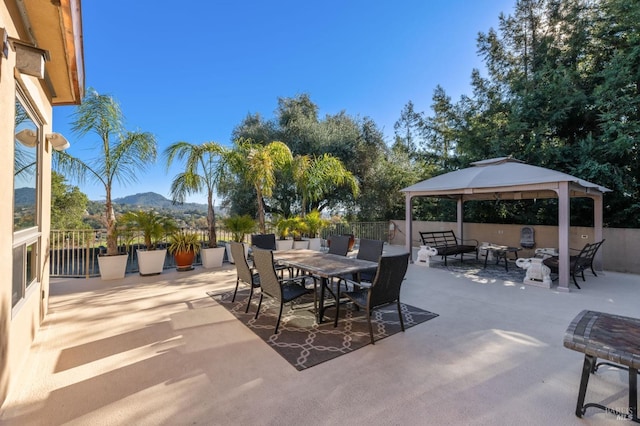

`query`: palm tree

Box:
[227,139,293,233]
[292,153,359,216]
[163,141,227,247]
[54,88,157,256]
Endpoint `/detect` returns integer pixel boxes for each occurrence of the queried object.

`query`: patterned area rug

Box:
[207,289,438,370]
[430,258,526,283]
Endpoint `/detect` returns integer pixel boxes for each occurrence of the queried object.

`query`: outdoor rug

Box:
[207,289,438,370]
[430,258,526,283]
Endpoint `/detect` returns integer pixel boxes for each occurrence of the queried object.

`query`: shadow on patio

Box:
[1,247,637,425]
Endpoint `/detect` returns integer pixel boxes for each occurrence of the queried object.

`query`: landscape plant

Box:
[121,210,177,250]
[303,209,329,238]
[54,88,157,256]
[225,139,292,233]
[222,215,256,243]
[164,141,227,248]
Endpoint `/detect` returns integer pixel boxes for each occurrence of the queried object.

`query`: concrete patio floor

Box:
[1,246,638,425]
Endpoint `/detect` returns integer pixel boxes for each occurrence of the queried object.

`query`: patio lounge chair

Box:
[543,240,605,289]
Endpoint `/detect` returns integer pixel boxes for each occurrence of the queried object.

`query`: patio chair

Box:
[337,238,384,291]
[230,242,260,313]
[253,248,314,334]
[327,235,350,256]
[542,240,605,289]
[251,233,292,278]
[334,252,410,344]
[251,233,277,249]
[354,238,384,283]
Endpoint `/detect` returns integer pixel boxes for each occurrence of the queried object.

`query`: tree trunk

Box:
[105,191,118,256]
[207,191,217,247]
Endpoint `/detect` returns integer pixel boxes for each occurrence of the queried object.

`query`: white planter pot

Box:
[98,254,128,280]
[137,249,166,276]
[293,240,309,250]
[308,237,322,251]
[201,246,225,268]
[275,239,294,251]
[225,242,249,264]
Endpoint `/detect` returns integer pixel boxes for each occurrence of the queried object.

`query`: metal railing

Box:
[49,222,391,278]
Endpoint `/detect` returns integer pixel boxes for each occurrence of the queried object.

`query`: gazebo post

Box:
[457,198,464,241]
[557,182,571,292]
[593,194,604,271]
[405,194,413,262]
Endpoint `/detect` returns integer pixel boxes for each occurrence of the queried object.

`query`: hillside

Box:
[110,192,209,212]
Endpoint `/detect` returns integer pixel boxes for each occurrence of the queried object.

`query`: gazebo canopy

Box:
[401,157,610,200]
[401,157,610,291]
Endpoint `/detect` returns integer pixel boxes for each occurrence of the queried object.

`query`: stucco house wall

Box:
[0,0,84,407]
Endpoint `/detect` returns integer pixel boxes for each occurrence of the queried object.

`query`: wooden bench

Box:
[419,230,478,266]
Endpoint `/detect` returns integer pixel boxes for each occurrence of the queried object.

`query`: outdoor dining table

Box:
[272,249,378,323]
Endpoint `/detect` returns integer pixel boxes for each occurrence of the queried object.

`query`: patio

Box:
[1,246,638,425]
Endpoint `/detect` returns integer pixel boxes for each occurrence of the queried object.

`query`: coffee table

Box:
[481,244,521,271]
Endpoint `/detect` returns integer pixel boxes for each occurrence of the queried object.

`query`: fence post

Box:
[85,232,90,279]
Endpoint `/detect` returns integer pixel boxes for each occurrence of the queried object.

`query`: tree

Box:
[226,139,293,233]
[54,88,157,255]
[51,171,89,229]
[393,100,425,155]
[291,153,359,215]
[164,141,227,247]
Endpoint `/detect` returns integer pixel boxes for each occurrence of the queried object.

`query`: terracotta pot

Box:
[174,250,195,271]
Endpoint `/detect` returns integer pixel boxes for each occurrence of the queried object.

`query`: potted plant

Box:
[273,216,294,250]
[222,215,255,263]
[121,210,177,276]
[167,231,201,271]
[55,89,157,280]
[164,140,228,268]
[291,216,310,249]
[304,209,329,251]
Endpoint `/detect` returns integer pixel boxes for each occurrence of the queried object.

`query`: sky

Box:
[53,0,516,204]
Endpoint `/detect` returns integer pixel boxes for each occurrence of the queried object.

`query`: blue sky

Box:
[53,0,515,204]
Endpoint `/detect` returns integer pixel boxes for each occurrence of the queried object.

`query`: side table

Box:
[481,244,521,272]
[564,310,640,422]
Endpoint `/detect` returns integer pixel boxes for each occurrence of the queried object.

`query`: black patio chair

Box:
[336,238,384,291]
[253,248,314,334]
[230,242,260,313]
[334,252,410,344]
[354,238,384,283]
[251,233,292,278]
[251,233,277,249]
[327,235,350,256]
[543,240,605,289]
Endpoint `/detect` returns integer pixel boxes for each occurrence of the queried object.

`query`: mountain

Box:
[15,187,36,206]
[111,192,209,212]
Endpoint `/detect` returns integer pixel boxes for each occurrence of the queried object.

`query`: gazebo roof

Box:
[401,157,610,200]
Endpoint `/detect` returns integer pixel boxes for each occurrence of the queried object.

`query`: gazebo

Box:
[401,157,611,291]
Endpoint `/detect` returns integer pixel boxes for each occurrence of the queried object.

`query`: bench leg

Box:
[576,355,595,418]
[630,367,638,422]
[577,356,640,422]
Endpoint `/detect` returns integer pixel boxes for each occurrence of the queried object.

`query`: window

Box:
[13,96,41,308]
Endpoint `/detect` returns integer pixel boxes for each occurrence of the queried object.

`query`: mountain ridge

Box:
[106,192,210,212]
